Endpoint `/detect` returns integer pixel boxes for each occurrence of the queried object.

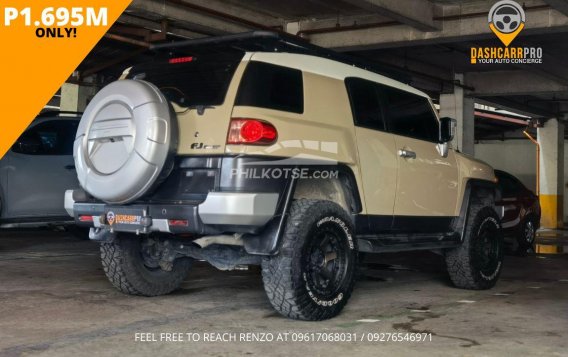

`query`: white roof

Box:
[247,52,429,99]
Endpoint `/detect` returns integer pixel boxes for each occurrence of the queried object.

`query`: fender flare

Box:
[452,179,500,241]
[243,164,362,255]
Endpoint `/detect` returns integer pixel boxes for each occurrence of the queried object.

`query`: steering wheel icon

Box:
[489,1,525,34]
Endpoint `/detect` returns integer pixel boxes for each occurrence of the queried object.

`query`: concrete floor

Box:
[0,230,567,357]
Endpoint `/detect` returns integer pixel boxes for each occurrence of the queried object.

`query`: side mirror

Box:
[439,117,457,143]
[12,133,42,155]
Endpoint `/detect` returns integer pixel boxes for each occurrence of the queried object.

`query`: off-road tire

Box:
[261,199,358,320]
[101,234,192,296]
[445,206,504,290]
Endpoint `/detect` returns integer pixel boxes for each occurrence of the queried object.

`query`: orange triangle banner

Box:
[0,0,132,158]
[489,22,525,47]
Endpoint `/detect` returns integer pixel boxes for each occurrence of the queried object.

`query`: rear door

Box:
[125,51,246,156]
[346,78,397,233]
[380,85,459,233]
[6,119,80,219]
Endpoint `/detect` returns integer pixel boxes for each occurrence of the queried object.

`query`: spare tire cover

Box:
[74,80,176,204]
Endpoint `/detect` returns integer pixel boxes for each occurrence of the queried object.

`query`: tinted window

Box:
[381,86,439,142]
[345,78,385,131]
[127,52,243,107]
[236,61,304,113]
[13,120,78,155]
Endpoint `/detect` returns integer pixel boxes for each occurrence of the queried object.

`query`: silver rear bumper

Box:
[198,192,279,226]
[65,190,279,232]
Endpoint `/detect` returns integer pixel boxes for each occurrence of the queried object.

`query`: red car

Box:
[495,170,541,255]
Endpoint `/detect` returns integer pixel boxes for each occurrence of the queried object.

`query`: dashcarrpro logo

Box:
[106,211,115,226]
[489,0,525,46]
[471,0,542,64]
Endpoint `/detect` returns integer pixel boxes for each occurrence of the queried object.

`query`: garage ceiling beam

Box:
[475,97,556,119]
[81,48,148,78]
[363,53,452,81]
[340,0,439,31]
[297,13,392,32]
[543,0,568,16]
[176,0,283,28]
[465,71,568,97]
[127,0,252,36]
[307,6,568,50]
[117,14,206,39]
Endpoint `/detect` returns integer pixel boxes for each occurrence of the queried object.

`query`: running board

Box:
[358,234,460,253]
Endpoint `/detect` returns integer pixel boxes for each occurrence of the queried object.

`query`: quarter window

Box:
[236,61,304,114]
[345,78,385,131]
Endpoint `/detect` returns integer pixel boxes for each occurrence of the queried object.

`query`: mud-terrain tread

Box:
[261,199,357,321]
[445,205,503,290]
[101,235,191,296]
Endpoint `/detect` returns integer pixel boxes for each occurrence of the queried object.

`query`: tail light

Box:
[227,118,277,145]
[168,219,189,227]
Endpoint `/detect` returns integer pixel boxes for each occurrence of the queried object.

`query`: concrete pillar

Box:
[285,21,300,35]
[439,74,475,156]
[537,118,565,253]
[60,83,95,112]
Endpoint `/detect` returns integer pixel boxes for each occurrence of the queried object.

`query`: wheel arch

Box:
[292,164,362,215]
[453,179,500,241]
[523,212,540,229]
[243,164,362,256]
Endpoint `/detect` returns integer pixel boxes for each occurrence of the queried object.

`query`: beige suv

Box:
[65,31,503,321]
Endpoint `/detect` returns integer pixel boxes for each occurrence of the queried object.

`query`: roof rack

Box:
[151,31,410,83]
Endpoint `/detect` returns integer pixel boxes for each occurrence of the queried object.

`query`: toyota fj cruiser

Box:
[66,32,503,321]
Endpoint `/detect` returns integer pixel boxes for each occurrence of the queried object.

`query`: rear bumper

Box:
[198,192,278,226]
[66,190,279,234]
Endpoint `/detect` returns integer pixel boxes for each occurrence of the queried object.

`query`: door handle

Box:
[398,149,416,159]
[65,165,76,170]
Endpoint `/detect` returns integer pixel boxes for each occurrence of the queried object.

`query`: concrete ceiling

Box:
[218,0,367,20]
[75,0,568,138]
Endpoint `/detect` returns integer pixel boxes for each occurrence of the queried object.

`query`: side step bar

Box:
[358,234,460,253]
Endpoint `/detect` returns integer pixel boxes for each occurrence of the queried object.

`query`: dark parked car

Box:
[0,112,81,227]
[495,169,541,254]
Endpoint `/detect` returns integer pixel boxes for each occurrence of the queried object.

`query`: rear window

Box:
[126,52,243,107]
[236,61,304,114]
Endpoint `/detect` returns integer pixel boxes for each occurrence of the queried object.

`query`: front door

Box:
[392,135,459,232]
[379,85,459,233]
